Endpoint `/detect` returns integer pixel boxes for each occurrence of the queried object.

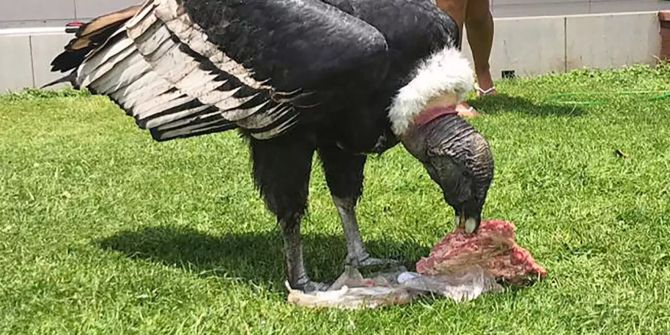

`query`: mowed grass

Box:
[1,64,669,334]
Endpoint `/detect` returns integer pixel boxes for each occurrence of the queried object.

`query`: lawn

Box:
[1,64,669,334]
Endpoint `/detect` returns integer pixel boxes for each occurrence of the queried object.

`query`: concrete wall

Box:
[0,28,72,92]
[491,0,670,18]
[2,0,669,27]
[0,11,664,92]
[0,0,141,28]
[460,11,662,80]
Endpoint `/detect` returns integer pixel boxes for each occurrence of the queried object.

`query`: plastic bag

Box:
[397,267,503,302]
[286,266,419,310]
[286,265,502,309]
[287,220,546,309]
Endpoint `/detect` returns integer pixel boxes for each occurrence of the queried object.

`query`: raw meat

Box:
[416,220,547,285]
[287,219,547,309]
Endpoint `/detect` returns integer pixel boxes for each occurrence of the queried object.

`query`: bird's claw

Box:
[347,254,399,269]
[293,279,330,293]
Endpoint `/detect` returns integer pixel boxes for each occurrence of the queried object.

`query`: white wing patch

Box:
[71,0,306,141]
[152,0,271,91]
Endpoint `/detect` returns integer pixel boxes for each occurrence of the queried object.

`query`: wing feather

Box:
[51,0,390,141]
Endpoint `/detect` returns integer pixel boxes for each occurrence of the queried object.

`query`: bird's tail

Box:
[49,5,142,74]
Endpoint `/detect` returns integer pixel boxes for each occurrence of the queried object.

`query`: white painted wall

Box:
[565,12,661,70]
[0,11,664,92]
[462,16,567,80]
[461,11,661,80]
[0,29,72,92]
[0,0,141,28]
[0,35,34,91]
[491,0,670,18]
[2,0,668,27]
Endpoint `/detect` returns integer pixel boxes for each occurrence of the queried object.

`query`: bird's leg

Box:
[250,133,327,292]
[332,196,397,268]
[279,213,328,292]
[318,144,397,269]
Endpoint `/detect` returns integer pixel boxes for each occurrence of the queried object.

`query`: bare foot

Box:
[476,86,497,97]
[475,70,496,97]
[457,69,496,119]
[456,102,481,118]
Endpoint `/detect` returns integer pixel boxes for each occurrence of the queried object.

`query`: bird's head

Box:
[388,47,494,234]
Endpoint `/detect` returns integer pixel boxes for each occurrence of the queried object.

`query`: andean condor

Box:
[48,0,495,292]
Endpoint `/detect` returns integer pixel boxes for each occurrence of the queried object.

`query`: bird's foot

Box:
[346,253,399,270]
[291,277,330,293]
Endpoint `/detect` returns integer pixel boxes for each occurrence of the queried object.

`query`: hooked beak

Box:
[455,210,480,234]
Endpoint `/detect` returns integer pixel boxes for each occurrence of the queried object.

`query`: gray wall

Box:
[460,12,662,80]
[491,0,670,17]
[0,2,667,92]
[1,11,662,93]
[0,0,141,28]
[1,0,669,28]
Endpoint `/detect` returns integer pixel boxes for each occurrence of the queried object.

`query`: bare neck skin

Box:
[422,93,460,111]
[400,92,461,142]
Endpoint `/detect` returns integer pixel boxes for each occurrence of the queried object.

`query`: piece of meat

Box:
[415,220,547,286]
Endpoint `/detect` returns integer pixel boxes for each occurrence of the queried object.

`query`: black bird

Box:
[48,0,494,292]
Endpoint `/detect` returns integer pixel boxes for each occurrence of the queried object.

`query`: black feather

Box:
[40,71,77,89]
[50,6,140,72]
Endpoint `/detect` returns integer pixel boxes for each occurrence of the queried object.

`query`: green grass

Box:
[1,64,670,334]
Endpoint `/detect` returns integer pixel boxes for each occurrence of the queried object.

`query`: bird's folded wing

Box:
[53,0,389,141]
[50,5,142,73]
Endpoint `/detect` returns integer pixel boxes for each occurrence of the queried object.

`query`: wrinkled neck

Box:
[400,114,494,201]
[413,106,458,129]
[400,114,472,161]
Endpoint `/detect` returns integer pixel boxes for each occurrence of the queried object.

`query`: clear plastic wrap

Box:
[287,220,546,309]
[287,265,503,309]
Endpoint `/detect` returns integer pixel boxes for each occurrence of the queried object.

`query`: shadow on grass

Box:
[470,94,586,117]
[96,226,429,291]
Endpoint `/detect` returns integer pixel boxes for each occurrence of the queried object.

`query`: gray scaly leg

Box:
[332,196,397,268]
[279,214,328,292]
